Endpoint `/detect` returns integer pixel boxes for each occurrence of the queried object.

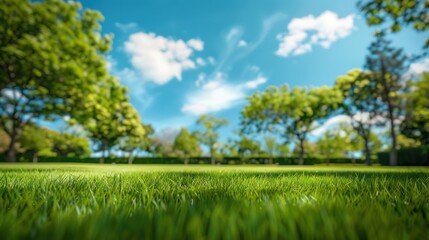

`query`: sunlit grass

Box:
[1,164,428,239]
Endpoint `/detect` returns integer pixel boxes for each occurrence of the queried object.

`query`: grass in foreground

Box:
[0,164,428,239]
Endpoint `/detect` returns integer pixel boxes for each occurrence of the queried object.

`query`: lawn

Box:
[0,164,428,239]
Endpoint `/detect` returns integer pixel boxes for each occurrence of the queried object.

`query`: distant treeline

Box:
[3,147,429,165]
[0,155,373,165]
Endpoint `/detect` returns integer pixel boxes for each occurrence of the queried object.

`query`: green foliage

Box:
[241,85,343,164]
[335,69,382,165]
[401,73,429,144]
[83,78,145,162]
[118,123,154,163]
[0,129,10,154]
[316,129,349,160]
[18,125,55,161]
[358,0,429,49]
[0,165,428,239]
[50,131,91,157]
[173,128,202,164]
[365,34,409,165]
[195,115,228,164]
[0,0,114,162]
[234,134,262,162]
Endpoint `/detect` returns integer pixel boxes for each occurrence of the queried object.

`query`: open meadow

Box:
[0,164,428,239]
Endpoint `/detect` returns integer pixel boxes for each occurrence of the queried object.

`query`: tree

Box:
[233,134,261,163]
[401,73,429,144]
[50,131,91,157]
[119,124,154,164]
[335,69,383,165]
[292,140,319,158]
[195,115,228,165]
[396,134,421,148]
[241,85,342,165]
[173,128,201,164]
[315,124,363,164]
[18,125,54,162]
[365,34,409,165]
[261,134,290,157]
[358,0,429,50]
[0,0,112,162]
[316,130,346,164]
[84,80,145,163]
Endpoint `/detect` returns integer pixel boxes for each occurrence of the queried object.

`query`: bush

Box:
[0,155,365,165]
[378,146,429,166]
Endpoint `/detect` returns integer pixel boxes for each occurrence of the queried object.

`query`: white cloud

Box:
[276,11,355,57]
[182,72,267,115]
[310,112,394,137]
[311,115,351,137]
[115,22,138,32]
[244,76,267,89]
[196,57,206,66]
[238,40,248,48]
[124,32,204,85]
[187,39,204,51]
[407,58,429,76]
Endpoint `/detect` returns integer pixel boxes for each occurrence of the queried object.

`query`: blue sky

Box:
[48,0,428,145]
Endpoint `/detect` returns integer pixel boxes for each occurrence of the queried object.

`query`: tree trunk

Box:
[32,152,38,163]
[210,147,215,165]
[184,156,189,165]
[388,116,398,166]
[364,138,372,166]
[5,132,18,162]
[100,144,105,164]
[6,142,17,162]
[298,139,304,165]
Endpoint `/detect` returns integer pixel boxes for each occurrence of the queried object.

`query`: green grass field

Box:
[0,164,428,239]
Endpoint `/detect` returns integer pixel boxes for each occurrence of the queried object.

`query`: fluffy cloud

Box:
[407,58,429,76]
[276,11,355,57]
[182,73,267,115]
[187,39,204,51]
[124,32,204,85]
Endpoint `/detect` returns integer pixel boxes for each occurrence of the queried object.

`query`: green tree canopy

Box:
[50,131,90,157]
[83,80,145,163]
[358,0,429,50]
[0,0,113,162]
[18,125,55,162]
[195,115,228,164]
[335,69,383,165]
[173,128,201,164]
[401,73,429,144]
[241,85,343,165]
